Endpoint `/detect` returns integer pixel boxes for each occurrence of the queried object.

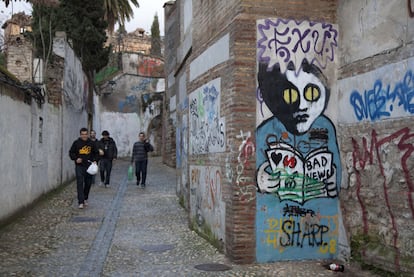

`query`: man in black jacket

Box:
[98,130,118,187]
[69,128,99,209]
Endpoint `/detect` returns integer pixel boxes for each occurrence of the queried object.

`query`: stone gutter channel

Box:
[77,175,128,277]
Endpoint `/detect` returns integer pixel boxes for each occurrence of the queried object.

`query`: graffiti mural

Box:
[256,18,341,262]
[189,165,225,242]
[189,78,226,154]
[338,57,414,124]
[349,127,414,268]
[137,56,164,78]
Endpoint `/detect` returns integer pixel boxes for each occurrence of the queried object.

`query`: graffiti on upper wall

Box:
[256,18,340,262]
[338,57,414,124]
[257,18,338,76]
[350,127,414,268]
[137,56,164,78]
[63,45,88,111]
[189,78,226,154]
[102,76,163,113]
[350,70,414,121]
[131,78,152,92]
[190,165,225,242]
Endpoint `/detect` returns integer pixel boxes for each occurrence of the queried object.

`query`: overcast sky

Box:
[0,0,167,35]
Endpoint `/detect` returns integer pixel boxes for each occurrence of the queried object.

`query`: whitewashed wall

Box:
[0,35,89,223]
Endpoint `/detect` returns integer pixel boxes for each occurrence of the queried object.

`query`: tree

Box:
[57,0,110,73]
[30,3,59,60]
[56,0,111,122]
[104,0,139,33]
[150,13,161,57]
[3,0,59,7]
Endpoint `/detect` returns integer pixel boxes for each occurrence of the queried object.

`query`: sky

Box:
[0,0,167,35]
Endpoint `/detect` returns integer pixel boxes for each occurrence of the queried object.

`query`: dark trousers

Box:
[75,165,92,204]
[135,160,148,185]
[100,159,113,185]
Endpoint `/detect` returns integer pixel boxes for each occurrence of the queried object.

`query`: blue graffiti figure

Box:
[256,61,341,204]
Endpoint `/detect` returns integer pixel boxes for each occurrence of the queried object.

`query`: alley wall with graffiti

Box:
[96,53,164,157]
[255,18,344,262]
[188,78,227,243]
[335,0,414,273]
[337,57,414,273]
[164,0,414,272]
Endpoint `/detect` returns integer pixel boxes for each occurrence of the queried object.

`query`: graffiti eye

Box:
[304,84,320,102]
[283,88,299,104]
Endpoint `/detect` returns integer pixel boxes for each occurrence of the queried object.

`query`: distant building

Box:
[106,27,164,56]
[1,12,33,83]
[106,28,150,55]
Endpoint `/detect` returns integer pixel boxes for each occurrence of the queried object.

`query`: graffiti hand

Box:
[257,161,280,193]
[324,179,337,197]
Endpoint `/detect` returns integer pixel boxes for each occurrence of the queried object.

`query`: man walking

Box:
[89,130,98,185]
[98,130,118,187]
[131,132,153,188]
[69,128,99,209]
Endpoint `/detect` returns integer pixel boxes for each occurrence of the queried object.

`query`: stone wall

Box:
[337,0,414,274]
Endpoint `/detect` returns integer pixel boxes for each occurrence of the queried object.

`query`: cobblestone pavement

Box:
[0,157,381,277]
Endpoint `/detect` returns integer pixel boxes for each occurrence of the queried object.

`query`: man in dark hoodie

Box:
[98,130,118,187]
[69,127,99,209]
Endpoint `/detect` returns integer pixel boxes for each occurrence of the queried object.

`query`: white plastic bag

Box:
[87,162,98,175]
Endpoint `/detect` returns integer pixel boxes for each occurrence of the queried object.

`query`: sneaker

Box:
[105,184,109,188]
[78,204,84,209]
[84,200,88,206]
[141,184,146,188]
[100,182,104,187]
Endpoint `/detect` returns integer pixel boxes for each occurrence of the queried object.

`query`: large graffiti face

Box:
[255,18,340,262]
[259,62,329,135]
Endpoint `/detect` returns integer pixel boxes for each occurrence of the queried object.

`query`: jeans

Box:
[135,160,148,185]
[75,165,92,204]
[100,159,113,185]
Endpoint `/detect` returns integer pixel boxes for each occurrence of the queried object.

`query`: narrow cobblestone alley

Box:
[0,158,381,276]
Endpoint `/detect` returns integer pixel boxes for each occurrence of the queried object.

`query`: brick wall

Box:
[164,0,340,264]
[46,55,64,105]
[163,1,179,167]
[165,0,414,274]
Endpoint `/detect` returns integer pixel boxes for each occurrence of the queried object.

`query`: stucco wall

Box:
[0,87,32,221]
[0,35,89,224]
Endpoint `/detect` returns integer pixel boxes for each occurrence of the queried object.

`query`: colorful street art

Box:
[189,78,226,154]
[255,18,341,262]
